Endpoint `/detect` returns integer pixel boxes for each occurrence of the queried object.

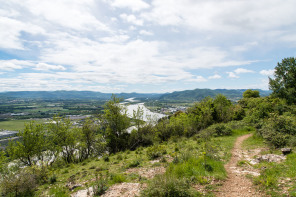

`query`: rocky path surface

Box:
[216,134,265,197]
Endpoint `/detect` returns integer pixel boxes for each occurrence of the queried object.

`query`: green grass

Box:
[252,152,296,196]
[0,119,46,131]
[242,133,265,149]
[5,122,254,196]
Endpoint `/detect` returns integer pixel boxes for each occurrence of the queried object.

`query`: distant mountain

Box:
[0,91,160,100]
[159,89,271,102]
[0,89,271,102]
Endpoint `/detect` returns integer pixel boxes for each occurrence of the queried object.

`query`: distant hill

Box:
[159,89,271,102]
[0,89,271,102]
[0,91,160,100]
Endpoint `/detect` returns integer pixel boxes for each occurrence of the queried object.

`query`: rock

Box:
[71,187,94,197]
[256,154,286,163]
[281,148,292,155]
[66,183,83,191]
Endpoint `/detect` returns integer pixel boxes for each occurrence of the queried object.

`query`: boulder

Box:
[281,148,292,155]
[256,154,286,163]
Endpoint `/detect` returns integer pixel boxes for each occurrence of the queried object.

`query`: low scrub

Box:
[166,156,226,183]
[141,174,200,197]
[206,123,233,137]
[146,145,166,160]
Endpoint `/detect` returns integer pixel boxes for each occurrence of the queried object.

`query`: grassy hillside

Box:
[32,126,251,196]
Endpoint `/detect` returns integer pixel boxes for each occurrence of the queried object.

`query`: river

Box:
[125,103,166,122]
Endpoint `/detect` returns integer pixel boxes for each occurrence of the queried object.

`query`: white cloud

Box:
[142,0,296,34]
[23,0,109,31]
[139,30,154,36]
[232,42,258,52]
[260,69,274,76]
[109,0,150,12]
[0,0,292,92]
[100,35,130,43]
[234,68,254,74]
[227,72,239,79]
[120,14,143,26]
[0,16,45,49]
[209,74,221,79]
[34,63,66,71]
[188,76,207,82]
[0,59,32,71]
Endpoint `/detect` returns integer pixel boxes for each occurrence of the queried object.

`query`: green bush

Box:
[125,160,141,169]
[93,177,108,196]
[49,174,57,184]
[110,173,126,184]
[141,174,200,197]
[258,114,296,148]
[103,155,110,162]
[0,170,37,197]
[146,145,166,160]
[207,123,233,136]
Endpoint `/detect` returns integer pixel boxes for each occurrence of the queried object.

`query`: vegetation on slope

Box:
[0,57,296,196]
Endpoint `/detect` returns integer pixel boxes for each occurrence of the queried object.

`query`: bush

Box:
[0,170,38,197]
[49,174,57,184]
[146,145,166,160]
[93,176,108,196]
[110,173,126,184]
[141,174,200,197]
[103,155,110,162]
[125,160,141,169]
[259,114,296,148]
[207,123,233,136]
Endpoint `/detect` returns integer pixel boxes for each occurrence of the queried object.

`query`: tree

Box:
[269,57,296,103]
[213,94,232,122]
[133,105,144,131]
[243,89,260,98]
[47,116,77,163]
[7,122,46,166]
[0,150,7,173]
[100,95,130,153]
[77,119,105,160]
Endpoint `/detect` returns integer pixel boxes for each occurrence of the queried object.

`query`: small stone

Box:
[281,148,292,155]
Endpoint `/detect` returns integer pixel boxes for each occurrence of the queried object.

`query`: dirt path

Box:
[215,134,264,197]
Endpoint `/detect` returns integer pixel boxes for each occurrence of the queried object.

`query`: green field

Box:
[0,119,46,131]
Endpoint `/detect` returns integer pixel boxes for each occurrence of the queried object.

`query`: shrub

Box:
[141,174,200,197]
[0,170,38,197]
[125,160,141,169]
[207,124,233,136]
[116,154,123,160]
[103,155,110,162]
[93,176,108,196]
[146,145,166,160]
[49,174,57,184]
[110,173,126,184]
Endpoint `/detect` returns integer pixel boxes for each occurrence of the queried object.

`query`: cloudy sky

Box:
[0,0,295,93]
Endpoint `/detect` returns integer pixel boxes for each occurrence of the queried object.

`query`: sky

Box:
[0,0,296,93]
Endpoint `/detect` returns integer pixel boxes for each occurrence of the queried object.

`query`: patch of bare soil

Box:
[101,182,144,197]
[125,166,166,179]
[215,134,266,197]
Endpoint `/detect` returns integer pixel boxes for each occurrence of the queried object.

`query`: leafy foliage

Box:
[7,121,46,166]
[243,89,260,98]
[100,95,130,153]
[269,57,296,104]
[141,174,200,197]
